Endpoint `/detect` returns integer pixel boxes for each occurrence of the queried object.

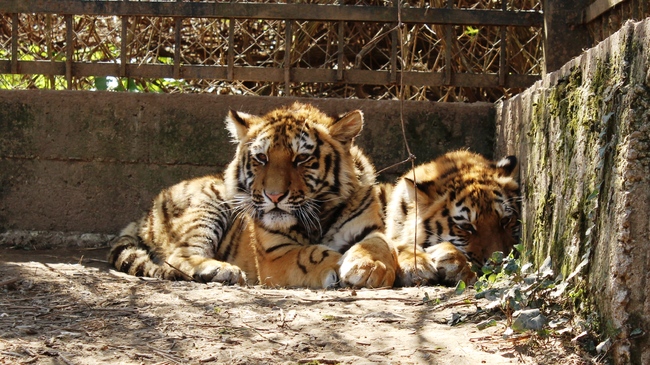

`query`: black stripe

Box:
[265,242,294,254]
[335,188,375,229]
[339,224,380,253]
[400,198,408,217]
[133,261,146,277]
[119,252,138,272]
[422,220,434,249]
[297,249,308,274]
[220,220,243,260]
[435,221,443,236]
[108,239,132,265]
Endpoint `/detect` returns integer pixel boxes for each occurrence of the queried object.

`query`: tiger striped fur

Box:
[385,150,520,286]
[109,103,397,289]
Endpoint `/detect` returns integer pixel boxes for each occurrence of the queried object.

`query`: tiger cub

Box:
[385,150,520,286]
[109,102,397,289]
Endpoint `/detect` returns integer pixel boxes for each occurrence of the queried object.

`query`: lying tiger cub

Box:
[109,103,397,289]
[385,150,520,286]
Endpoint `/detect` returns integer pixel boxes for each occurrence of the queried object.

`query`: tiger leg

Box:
[255,244,342,289]
[109,223,180,280]
[339,232,397,288]
[164,253,247,285]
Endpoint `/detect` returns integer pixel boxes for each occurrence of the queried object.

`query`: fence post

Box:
[542,0,592,73]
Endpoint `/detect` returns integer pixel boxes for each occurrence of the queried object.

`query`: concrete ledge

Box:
[0,91,495,239]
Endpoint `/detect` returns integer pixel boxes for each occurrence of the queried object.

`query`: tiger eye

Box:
[294,153,311,164]
[254,153,268,164]
[457,223,475,233]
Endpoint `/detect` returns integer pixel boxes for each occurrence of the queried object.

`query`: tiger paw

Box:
[428,242,476,286]
[193,260,247,285]
[339,239,397,288]
[395,246,439,286]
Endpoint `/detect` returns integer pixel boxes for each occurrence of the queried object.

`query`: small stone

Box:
[511,308,547,332]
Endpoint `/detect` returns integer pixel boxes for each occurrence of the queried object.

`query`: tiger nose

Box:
[265,191,287,204]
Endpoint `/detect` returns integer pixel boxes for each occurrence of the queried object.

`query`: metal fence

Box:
[584,0,649,45]
[0,0,543,101]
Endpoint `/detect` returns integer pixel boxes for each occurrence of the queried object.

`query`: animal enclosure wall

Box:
[496,18,650,365]
[0,91,495,246]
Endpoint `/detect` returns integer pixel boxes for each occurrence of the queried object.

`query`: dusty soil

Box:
[0,247,590,365]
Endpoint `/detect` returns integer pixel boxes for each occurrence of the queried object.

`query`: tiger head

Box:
[224,103,364,233]
[388,150,520,267]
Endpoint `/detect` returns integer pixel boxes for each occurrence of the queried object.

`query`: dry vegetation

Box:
[1,0,542,102]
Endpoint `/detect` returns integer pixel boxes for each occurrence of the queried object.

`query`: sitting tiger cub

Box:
[109,103,397,289]
[385,150,520,286]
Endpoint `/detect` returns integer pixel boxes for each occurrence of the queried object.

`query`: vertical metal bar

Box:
[228,18,235,81]
[174,17,182,79]
[46,14,54,89]
[499,0,507,86]
[120,16,128,78]
[336,20,344,81]
[284,19,292,96]
[11,13,18,74]
[390,0,398,83]
[65,15,73,90]
[444,0,453,86]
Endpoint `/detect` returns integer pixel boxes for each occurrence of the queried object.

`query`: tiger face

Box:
[224,102,396,288]
[386,150,519,286]
[225,102,360,235]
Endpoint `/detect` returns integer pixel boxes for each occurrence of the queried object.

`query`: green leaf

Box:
[455,280,466,295]
[490,251,504,263]
[513,243,524,253]
[477,319,497,330]
[95,76,108,91]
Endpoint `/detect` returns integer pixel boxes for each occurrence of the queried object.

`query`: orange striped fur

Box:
[385,150,520,286]
[109,103,397,288]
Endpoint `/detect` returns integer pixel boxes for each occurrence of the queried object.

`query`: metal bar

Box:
[0,60,540,89]
[120,15,128,78]
[0,1,543,27]
[336,20,344,81]
[65,15,73,89]
[11,13,18,74]
[499,0,507,87]
[174,17,181,79]
[227,18,235,81]
[46,14,55,89]
[389,0,398,84]
[284,19,292,95]
[582,0,628,24]
[444,0,453,86]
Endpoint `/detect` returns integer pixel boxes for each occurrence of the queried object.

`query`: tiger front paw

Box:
[194,260,247,285]
[428,242,476,286]
[339,237,397,288]
[395,245,439,286]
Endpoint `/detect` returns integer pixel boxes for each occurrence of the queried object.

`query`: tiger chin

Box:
[108,103,397,289]
[385,150,520,287]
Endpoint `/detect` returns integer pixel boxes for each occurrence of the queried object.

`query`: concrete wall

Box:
[496,19,650,364]
[0,90,495,246]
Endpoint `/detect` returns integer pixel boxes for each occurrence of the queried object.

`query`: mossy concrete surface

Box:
[496,19,650,364]
[0,90,494,245]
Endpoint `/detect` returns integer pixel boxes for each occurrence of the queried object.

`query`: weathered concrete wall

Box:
[0,90,494,246]
[496,19,650,364]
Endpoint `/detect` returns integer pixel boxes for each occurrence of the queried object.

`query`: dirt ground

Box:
[0,247,592,365]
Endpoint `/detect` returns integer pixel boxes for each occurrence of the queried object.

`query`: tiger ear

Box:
[225,110,252,142]
[496,155,518,177]
[329,110,364,144]
[403,177,431,206]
